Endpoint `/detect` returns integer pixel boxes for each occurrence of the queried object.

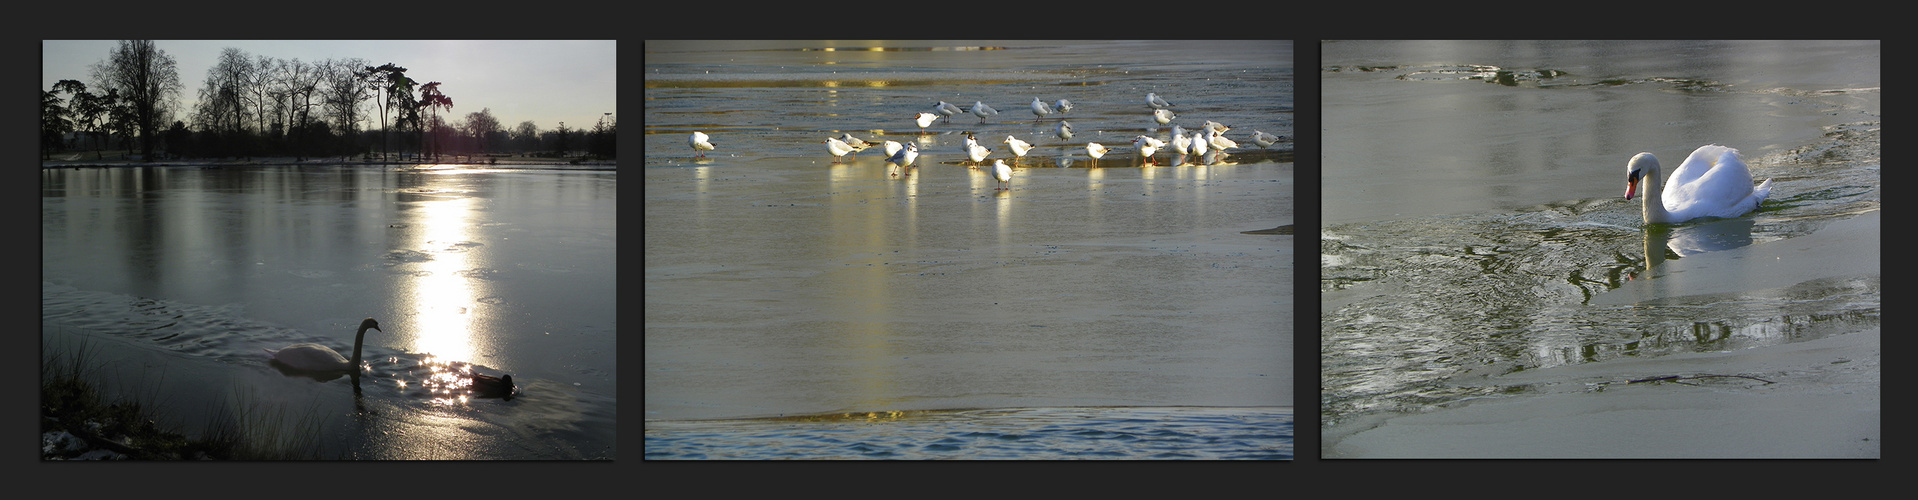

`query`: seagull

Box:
[969,101,999,122]
[1202,120,1231,135]
[1132,136,1159,165]
[963,132,992,166]
[1188,130,1208,158]
[1030,97,1055,119]
[689,131,715,158]
[1055,120,1074,141]
[935,101,965,123]
[838,133,872,154]
[915,112,940,130]
[1152,108,1177,126]
[1085,142,1109,164]
[1134,135,1166,151]
[1004,135,1034,163]
[992,159,1013,188]
[1170,129,1192,156]
[824,137,857,162]
[968,142,993,166]
[881,140,904,160]
[1054,99,1073,113]
[887,142,919,167]
[1207,128,1239,152]
[1147,92,1173,109]
[1251,130,1282,149]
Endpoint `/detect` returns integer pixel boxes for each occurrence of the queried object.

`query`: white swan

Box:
[265,318,381,373]
[1625,145,1773,224]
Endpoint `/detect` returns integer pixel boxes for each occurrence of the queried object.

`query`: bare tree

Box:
[321,58,373,155]
[513,120,539,154]
[193,47,255,156]
[88,40,181,160]
[461,107,501,155]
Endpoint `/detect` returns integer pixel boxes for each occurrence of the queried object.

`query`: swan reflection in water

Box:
[1634,217,1757,279]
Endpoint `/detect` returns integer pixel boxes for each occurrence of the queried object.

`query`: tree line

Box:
[42,40,615,163]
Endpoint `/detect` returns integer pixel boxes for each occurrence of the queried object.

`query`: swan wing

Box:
[269,343,350,371]
[1661,145,1766,219]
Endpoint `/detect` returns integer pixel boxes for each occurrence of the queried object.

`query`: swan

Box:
[265,318,381,373]
[1626,145,1773,224]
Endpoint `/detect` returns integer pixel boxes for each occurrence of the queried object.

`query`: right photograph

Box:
[1319,40,1880,458]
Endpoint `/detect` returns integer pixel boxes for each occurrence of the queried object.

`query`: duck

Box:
[470,373,516,398]
[265,318,381,373]
[1625,145,1773,224]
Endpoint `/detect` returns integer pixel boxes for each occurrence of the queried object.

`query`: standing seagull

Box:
[1004,135,1034,164]
[1207,128,1239,153]
[1055,121,1074,141]
[914,112,940,130]
[1251,130,1282,149]
[1169,125,1190,156]
[1054,99,1073,114]
[1147,92,1173,109]
[991,159,1013,189]
[887,142,920,167]
[1085,142,1109,165]
[1030,97,1055,119]
[1152,108,1177,127]
[969,101,999,123]
[838,133,873,154]
[1132,136,1159,165]
[935,101,965,123]
[824,137,857,163]
[689,131,715,158]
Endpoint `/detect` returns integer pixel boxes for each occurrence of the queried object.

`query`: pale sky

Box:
[42,40,618,133]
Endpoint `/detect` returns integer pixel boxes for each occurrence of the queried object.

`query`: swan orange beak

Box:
[1625,171,1641,200]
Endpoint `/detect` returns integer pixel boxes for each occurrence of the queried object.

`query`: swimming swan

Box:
[265,318,381,373]
[1625,145,1772,224]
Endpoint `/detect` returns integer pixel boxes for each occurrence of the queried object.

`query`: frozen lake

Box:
[42,164,617,459]
[645,40,1294,459]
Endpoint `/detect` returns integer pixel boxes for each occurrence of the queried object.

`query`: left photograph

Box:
[42,40,617,460]
[645,40,1294,460]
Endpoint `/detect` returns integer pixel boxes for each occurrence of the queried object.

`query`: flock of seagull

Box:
[687,92,1284,190]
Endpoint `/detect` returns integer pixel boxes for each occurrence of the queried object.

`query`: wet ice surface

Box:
[646,40,1293,458]
[1319,41,1880,456]
[42,165,616,459]
[645,406,1291,460]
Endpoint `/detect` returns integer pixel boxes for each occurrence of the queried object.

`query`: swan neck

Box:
[1640,161,1673,224]
[351,325,368,368]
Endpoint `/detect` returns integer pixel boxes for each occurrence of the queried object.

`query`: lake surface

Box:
[645,40,1294,459]
[1320,40,1880,456]
[42,164,617,459]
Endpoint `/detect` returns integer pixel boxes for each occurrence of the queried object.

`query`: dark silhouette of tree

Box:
[90,40,182,161]
[70,88,110,159]
[321,58,372,156]
[513,120,539,154]
[417,81,453,161]
[42,87,70,159]
[193,47,256,157]
[363,64,402,161]
[462,108,500,155]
